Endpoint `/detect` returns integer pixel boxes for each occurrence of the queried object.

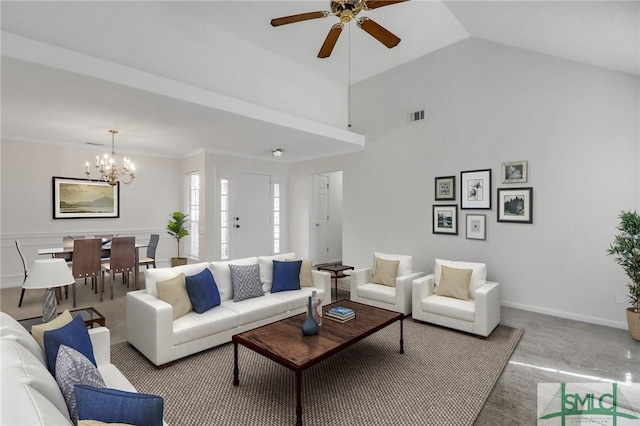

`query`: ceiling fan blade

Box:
[318,23,344,58]
[357,17,401,48]
[363,0,409,10]
[270,11,328,27]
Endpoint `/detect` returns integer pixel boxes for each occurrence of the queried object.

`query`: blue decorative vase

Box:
[302,296,319,336]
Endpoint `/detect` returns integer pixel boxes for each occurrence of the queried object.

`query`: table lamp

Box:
[22,258,75,323]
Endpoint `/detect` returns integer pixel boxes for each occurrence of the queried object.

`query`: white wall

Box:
[0,138,182,287]
[290,38,639,329]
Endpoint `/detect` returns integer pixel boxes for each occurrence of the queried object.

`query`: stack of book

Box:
[325,306,355,323]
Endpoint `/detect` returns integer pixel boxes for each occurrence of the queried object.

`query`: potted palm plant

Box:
[167,211,189,267]
[607,210,640,341]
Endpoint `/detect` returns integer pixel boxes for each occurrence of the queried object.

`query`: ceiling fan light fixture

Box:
[272,148,285,157]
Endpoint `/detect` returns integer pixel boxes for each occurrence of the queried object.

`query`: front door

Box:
[230,172,272,259]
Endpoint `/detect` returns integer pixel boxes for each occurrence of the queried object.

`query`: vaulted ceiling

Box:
[1,1,637,162]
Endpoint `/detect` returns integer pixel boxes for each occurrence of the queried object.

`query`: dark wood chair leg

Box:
[18,288,26,307]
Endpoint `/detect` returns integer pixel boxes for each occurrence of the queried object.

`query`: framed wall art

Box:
[466,214,486,240]
[497,187,533,223]
[460,169,491,209]
[501,161,528,183]
[433,204,458,235]
[434,175,456,201]
[52,176,120,219]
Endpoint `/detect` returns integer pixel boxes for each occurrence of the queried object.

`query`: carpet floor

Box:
[111,320,523,425]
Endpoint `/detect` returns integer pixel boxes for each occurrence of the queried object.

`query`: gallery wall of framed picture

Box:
[432,161,533,238]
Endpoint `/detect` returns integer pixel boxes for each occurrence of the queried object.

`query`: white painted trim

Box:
[501,300,628,330]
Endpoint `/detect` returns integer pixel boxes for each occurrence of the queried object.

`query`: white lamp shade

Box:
[22,259,75,289]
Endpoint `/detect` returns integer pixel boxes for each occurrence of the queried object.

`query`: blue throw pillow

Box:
[185,268,221,313]
[43,314,96,377]
[75,385,164,426]
[271,260,302,293]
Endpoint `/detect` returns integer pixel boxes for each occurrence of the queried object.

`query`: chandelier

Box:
[85,130,135,186]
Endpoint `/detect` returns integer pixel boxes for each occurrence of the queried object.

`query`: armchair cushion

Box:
[358,283,396,304]
[371,258,400,287]
[436,266,472,301]
[422,295,476,322]
[374,253,412,277]
[435,259,487,299]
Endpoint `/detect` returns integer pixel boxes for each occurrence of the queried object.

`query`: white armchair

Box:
[350,253,424,315]
[412,259,500,337]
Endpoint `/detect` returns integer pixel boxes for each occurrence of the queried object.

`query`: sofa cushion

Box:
[271,260,302,293]
[422,294,476,322]
[230,263,264,302]
[257,252,295,292]
[211,257,258,301]
[75,385,164,426]
[0,339,71,422]
[172,306,241,346]
[157,273,193,320]
[371,258,400,287]
[31,310,74,351]
[374,252,412,277]
[185,268,221,313]
[55,345,106,424]
[269,287,322,311]
[44,315,96,378]
[0,383,72,426]
[357,283,396,305]
[434,259,487,300]
[145,262,210,298]
[0,314,46,366]
[436,266,472,301]
[223,295,289,325]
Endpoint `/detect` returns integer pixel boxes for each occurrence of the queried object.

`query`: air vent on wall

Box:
[408,109,425,123]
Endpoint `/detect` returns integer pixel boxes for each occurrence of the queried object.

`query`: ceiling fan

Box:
[270,0,408,58]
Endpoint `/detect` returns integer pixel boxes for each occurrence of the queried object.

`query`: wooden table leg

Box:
[295,370,303,426]
[134,246,140,290]
[399,317,404,354]
[233,342,239,386]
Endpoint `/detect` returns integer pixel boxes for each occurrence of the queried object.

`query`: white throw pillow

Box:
[257,252,295,292]
[373,252,413,277]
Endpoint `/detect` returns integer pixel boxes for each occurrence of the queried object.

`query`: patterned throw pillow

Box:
[55,345,106,424]
[229,264,264,302]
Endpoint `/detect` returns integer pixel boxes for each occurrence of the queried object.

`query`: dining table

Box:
[38,241,148,290]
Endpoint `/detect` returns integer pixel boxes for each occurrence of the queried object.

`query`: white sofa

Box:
[0,311,146,425]
[412,259,501,337]
[126,253,331,366]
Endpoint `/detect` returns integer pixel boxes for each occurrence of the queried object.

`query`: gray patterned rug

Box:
[111,320,523,425]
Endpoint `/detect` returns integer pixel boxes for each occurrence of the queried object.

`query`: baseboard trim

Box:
[501,300,628,330]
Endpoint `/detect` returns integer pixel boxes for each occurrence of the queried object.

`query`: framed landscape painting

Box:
[52,176,119,219]
[497,187,533,223]
[434,175,456,201]
[461,169,492,210]
[433,204,458,235]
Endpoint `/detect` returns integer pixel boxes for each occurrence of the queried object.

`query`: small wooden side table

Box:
[18,307,106,333]
[316,264,354,301]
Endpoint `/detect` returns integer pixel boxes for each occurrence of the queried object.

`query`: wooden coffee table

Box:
[232,300,403,426]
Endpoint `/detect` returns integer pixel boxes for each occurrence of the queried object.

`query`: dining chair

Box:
[16,240,29,307]
[139,234,159,269]
[71,238,103,306]
[101,236,135,300]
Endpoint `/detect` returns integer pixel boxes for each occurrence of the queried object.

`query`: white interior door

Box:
[231,173,271,259]
[313,174,329,265]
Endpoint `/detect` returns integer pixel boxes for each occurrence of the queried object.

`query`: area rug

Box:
[111,320,523,426]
